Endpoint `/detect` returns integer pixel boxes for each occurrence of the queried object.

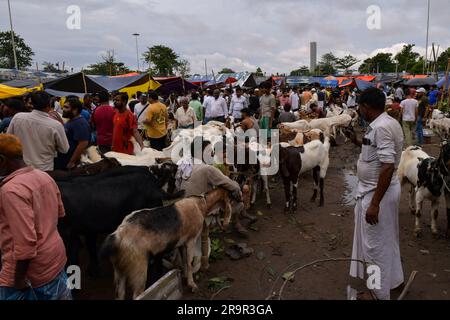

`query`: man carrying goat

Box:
[346,88,404,300]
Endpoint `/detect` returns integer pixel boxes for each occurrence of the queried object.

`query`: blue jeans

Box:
[0,270,72,300]
[416,116,424,145]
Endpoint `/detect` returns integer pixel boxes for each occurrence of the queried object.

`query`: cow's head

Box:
[439,140,450,176]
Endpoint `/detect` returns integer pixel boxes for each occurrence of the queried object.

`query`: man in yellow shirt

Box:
[143,92,169,151]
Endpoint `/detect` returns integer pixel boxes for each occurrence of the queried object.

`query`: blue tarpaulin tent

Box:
[437,78,450,90]
[319,79,339,87]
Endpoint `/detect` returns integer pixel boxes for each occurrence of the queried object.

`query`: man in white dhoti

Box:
[346,88,404,300]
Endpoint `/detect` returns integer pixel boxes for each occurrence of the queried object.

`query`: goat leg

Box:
[201,225,210,271]
[319,178,325,207]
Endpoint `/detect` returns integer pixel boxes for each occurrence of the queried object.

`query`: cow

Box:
[55,165,183,277]
[46,158,121,180]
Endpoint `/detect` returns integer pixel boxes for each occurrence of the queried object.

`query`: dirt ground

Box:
[77,134,450,300]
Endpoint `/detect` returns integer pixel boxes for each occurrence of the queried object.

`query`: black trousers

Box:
[150,135,167,151]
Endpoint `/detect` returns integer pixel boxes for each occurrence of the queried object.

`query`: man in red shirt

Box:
[0,134,71,300]
[112,92,143,155]
[91,91,115,154]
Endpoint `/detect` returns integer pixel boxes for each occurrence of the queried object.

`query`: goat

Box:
[278,133,330,213]
[398,146,443,237]
[100,188,235,299]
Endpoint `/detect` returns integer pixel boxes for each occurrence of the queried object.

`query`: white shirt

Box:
[54,101,63,115]
[347,93,357,107]
[175,107,197,127]
[356,112,403,198]
[229,96,248,119]
[395,87,404,100]
[206,97,228,118]
[133,102,150,130]
[6,110,69,171]
[400,98,418,122]
[202,95,213,118]
[289,93,300,111]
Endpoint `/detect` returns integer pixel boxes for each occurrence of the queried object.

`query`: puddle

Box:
[342,169,358,206]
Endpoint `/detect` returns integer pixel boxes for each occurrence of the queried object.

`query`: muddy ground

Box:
[77,134,450,300]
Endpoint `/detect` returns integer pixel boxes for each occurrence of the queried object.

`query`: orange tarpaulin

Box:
[402,75,428,79]
[111,72,140,78]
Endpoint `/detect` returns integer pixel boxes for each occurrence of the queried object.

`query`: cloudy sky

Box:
[1,0,449,75]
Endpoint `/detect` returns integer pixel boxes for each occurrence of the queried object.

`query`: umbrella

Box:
[437,78,450,90]
[405,77,436,87]
[225,77,237,84]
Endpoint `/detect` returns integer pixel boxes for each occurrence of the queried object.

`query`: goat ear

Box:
[417,157,424,163]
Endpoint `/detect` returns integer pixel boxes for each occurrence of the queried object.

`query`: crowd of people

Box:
[0,78,448,301]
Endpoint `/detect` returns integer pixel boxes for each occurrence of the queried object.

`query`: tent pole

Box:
[440,58,450,107]
[82,71,88,94]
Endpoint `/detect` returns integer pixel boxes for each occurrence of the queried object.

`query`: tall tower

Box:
[310,42,317,73]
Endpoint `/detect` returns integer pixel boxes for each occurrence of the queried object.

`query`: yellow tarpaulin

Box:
[0,84,42,99]
[119,79,161,98]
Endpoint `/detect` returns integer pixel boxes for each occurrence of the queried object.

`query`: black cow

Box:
[438,141,450,238]
[55,165,183,276]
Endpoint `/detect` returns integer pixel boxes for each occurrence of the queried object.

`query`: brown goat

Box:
[101,188,236,300]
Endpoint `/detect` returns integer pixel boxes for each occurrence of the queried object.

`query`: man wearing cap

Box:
[0,134,71,300]
[6,91,69,172]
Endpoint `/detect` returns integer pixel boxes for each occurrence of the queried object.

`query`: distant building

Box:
[310,42,317,73]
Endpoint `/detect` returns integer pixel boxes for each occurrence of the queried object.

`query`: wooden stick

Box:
[397,270,418,300]
[82,71,88,94]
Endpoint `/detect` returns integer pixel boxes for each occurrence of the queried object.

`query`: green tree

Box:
[335,55,360,73]
[437,47,450,72]
[85,50,131,76]
[176,59,191,78]
[290,66,310,76]
[359,53,396,73]
[255,67,264,76]
[218,68,236,74]
[318,52,337,75]
[411,57,427,75]
[394,44,420,73]
[0,31,34,69]
[42,61,58,73]
[143,45,180,76]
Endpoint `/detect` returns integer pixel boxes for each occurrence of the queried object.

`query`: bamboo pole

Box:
[440,58,450,108]
[81,71,88,94]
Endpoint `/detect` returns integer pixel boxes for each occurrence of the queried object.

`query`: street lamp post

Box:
[7,0,18,70]
[424,0,431,75]
[132,33,140,72]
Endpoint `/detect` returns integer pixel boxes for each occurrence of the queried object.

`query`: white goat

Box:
[398,146,443,236]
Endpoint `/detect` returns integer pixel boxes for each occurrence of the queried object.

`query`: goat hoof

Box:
[410,209,416,216]
[284,206,290,214]
[414,229,423,238]
[267,203,272,209]
[432,230,439,238]
[319,201,324,208]
[190,284,199,293]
